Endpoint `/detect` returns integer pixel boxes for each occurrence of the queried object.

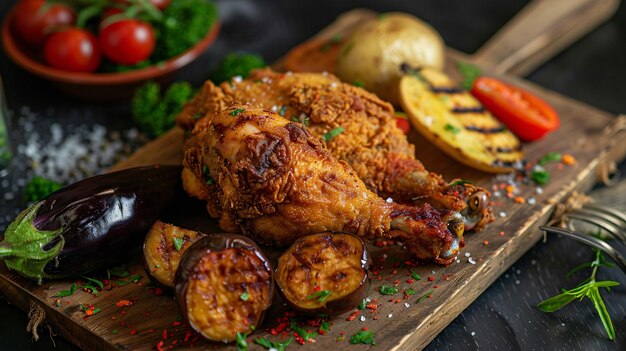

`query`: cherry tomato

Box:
[395,112,411,134]
[99,19,155,65]
[12,0,76,48]
[149,0,171,10]
[44,28,101,72]
[471,77,560,141]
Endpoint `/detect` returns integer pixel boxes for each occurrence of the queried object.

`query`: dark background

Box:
[1,0,625,350]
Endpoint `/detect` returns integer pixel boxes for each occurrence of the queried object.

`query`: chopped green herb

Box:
[450,180,471,187]
[320,321,332,332]
[306,290,332,303]
[230,108,246,116]
[129,274,142,283]
[173,237,184,251]
[202,165,214,185]
[293,325,317,341]
[114,280,129,286]
[417,289,434,303]
[108,265,129,278]
[444,123,461,134]
[349,330,376,345]
[82,276,104,289]
[240,290,250,301]
[55,282,77,297]
[409,269,422,281]
[291,115,310,127]
[538,152,562,166]
[255,336,293,351]
[323,127,344,142]
[353,80,364,88]
[406,288,416,296]
[379,285,399,295]
[456,61,482,90]
[531,169,550,185]
[236,332,248,351]
[357,298,367,310]
[112,329,118,334]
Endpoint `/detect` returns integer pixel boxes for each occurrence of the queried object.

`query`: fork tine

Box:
[569,208,626,241]
[565,213,626,242]
[540,226,626,274]
[583,204,626,228]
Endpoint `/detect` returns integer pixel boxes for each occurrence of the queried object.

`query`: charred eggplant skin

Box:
[0,166,183,282]
[175,234,274,343]
[275,232,371,315]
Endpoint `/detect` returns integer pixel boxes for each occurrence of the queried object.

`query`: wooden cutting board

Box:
[2,4,625,351]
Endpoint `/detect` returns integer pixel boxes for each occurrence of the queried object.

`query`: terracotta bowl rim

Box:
[2,8,221,86]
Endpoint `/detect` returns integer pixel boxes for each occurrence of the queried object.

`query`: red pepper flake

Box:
[346,310,359,321]
[396,299,401,303]
[514,196,526,204]
[129,329,137,335]
[149,287,165,296]
[373,316,378,320]
[483,240,489,246]
[374,241,385,247]
[146,329,155,333]
[362,327,369,331]
[115,300,132,308]
[184,331,192,343]
[162,329,168,340]
[433,285,438,288]
[156,341,165,351]
[366,303,378,310]
[562,154,576,165]
[406,279,414,284]
[499,231,505,236]
[173,321,181,327]
[428,276,435,282]
[313,285,322,292]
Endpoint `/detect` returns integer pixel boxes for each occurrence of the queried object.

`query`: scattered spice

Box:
[116,300,132,308]
[562,154,576,165]
[80,304,101,316]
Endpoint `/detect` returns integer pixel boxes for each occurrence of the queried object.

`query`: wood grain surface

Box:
[1,8,626,351]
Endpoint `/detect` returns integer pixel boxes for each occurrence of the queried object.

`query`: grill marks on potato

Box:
[185,248,271,342]
[276,233,370,314]
[399,68,524,173]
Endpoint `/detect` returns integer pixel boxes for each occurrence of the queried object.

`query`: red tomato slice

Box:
[395,112,410,135]
[471,77,560,141]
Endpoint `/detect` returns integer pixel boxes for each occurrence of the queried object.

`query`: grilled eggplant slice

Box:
[275,232,371,315]
[143,221,207,289]
[399,68,524,173]
[175,234,273,343]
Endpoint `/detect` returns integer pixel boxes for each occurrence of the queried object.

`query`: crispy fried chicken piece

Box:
[177,69,493,231]
[182,105,464,264]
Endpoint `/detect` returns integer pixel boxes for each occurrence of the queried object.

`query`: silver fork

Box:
[540,203,626,274]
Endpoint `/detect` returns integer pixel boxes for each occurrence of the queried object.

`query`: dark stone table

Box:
[1,1,625,350]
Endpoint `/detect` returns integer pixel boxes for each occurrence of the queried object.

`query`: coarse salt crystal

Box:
[527,197,536,205]
[385,197,393,203]
[387,314,393,318]
[536,187,544,194]
[515,280,520,285]
[464,252,471,257]
[468,257,476,264]
[233,76,243,83]
[404,302,410,308]
[471,332,476,336]
[360,315,366,322]
[499,211,507,218]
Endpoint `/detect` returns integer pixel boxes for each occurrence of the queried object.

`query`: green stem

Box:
[0,243,12,257]
[590,249,603,282]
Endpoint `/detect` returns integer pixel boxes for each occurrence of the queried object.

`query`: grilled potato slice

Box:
[399,68,524,173]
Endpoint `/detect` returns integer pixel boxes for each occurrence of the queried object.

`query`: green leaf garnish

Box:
[349,330,376,345]
[409,269,422,280]
[323,127,344,142]
[456,61,482,90]
[319,321,331,332]
[236,332,248,351]
[306,290,332,303]
[450,180,471,187]
[230,108,246,116]
[55,282,77,297]
[173,237,184,251]
[444,123,461,134]
[417,289,434,303]
[538,152,562,166]
[379,285,399,295]
[255,336,293,351]
[531,169,550,185]
[129,274,142,283]
[357,298,366,310]
[240,290,249,301]
[406,288,416,296]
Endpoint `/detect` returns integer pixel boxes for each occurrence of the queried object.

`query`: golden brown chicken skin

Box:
[177,69,493,231]
[182,105,464,264]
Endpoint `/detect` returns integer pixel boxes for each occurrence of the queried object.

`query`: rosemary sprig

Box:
[537,248,619,340]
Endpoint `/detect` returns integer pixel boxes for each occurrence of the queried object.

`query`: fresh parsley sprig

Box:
[537,248,620,340]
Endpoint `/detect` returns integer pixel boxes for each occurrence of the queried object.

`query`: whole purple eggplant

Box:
[0,165,182,283]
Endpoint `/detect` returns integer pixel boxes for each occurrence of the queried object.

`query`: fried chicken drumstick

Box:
[177,69,493,231]
[182,105,464,264]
